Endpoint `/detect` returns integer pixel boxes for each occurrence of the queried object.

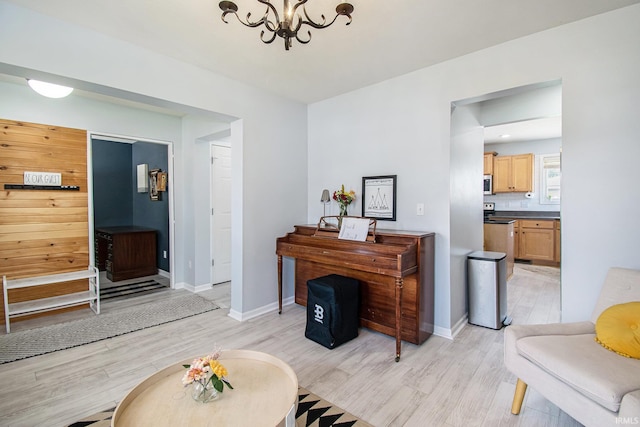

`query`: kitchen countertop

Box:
[484,219,516,224]
[487,211,560,220]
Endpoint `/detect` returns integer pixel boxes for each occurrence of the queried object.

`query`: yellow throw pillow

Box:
[595,302,640,359]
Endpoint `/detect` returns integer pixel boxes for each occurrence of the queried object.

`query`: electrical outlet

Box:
[163,250,167,259]
[188,260,192,269]
[417,203,425,216]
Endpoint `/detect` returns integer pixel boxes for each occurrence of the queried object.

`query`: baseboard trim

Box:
[450,314,468,339]
[432,314,468,340]
[177,282,210,293]
[228,296,295,322]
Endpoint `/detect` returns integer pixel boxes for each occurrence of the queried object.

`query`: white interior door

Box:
[211,144,232,284]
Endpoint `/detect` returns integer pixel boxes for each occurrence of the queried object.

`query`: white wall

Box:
[449,104,484,335]
[180,116,232,289]
[0,80,183,142]
[0,1,308,316]
[479,84,562,126]
[308,4,640,331]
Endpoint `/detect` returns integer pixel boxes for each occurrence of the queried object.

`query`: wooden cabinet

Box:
[484,152,496,175]
[519,220,555,261]
[493,153,534,193]
[491,217,559,265]
[513,220,520,259]
[95,227,157,282]
[555,220,561,262]
[483,221,515,279]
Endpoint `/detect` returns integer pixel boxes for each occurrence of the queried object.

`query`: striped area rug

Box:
[100,280,168,300]
[68,387,372,427]
[0,294,219,364]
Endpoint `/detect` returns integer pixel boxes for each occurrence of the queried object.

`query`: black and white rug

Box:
[0,294,219,364]
[100,279,168,300]
[68,387,373,427]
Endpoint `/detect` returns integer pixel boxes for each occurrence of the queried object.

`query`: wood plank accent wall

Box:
[0,119,90,325]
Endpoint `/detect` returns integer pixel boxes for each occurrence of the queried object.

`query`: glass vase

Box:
[338,204,348,228]
[191,380,219,403]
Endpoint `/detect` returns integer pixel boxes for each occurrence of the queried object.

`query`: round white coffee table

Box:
[112,349,298,427]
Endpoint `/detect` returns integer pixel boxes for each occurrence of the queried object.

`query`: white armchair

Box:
[504,267,640,427]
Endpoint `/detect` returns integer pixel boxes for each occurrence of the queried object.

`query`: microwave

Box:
[483,174,493,195]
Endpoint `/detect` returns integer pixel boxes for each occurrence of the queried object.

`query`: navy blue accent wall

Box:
[91,139,170,273]
[132,142,170,272]
[92,140,133,227]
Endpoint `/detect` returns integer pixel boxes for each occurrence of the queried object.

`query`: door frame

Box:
[87,131,176,288]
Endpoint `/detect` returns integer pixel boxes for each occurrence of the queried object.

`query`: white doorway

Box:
[210,143,232,285]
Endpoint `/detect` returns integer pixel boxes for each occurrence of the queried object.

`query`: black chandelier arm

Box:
[221,11,272,30]
[289,0,310,19]
[256,0,281,24]
[300,3,352,29]
[259,29,279,45]
[294,30,312,45]
[220,0,279,29]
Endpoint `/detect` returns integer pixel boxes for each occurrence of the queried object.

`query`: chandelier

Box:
[218,0,354,51]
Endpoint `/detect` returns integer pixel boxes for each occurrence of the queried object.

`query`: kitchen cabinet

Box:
[519,220,555,261]
[513,220,520,258]
[490,216,559,265]
[554,220,561,262]
[483,221,515,279]
[484,152,496,175]
[493,153,533,193]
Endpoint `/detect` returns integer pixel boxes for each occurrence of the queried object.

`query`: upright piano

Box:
[276,222,435,361]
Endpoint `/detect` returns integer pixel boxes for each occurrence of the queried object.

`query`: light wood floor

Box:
[0,264,582,427]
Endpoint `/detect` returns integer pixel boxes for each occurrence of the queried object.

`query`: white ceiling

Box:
[484,117,562,144]
[5,0,640,105]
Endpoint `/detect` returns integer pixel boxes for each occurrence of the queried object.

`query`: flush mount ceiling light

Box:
[27,79,74,98]
[219,0,354,51]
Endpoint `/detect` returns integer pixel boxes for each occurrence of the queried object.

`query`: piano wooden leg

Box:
[277,255,283,314]
[395,277,403,362]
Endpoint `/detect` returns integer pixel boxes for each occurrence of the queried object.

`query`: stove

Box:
[483,202,495,220]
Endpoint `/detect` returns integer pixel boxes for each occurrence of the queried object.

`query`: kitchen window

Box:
[540,153,561,204]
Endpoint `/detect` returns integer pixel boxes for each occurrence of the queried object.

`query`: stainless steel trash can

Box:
[467,251,509,329]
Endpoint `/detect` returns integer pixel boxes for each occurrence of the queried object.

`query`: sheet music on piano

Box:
[338,217,370,241]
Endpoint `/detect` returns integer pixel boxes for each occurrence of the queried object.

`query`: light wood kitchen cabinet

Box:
[493,153,534,193]
[519,220,555,261]
[513,220,520,258]
[484,152,496,175]
[483,221,515,279]
[554,220,561,262]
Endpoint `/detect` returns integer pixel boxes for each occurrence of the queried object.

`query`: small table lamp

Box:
[320,189,331,216]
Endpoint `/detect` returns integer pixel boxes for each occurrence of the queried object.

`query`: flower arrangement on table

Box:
[333,184,356,217]
[182,349,233,403]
